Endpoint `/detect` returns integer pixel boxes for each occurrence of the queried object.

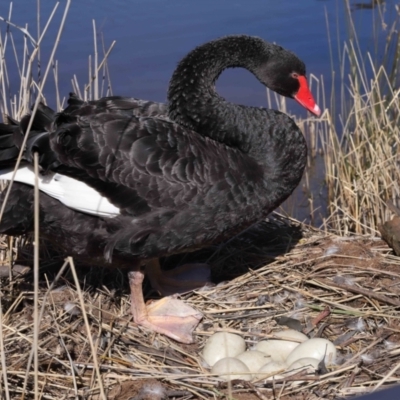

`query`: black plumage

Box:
[0,35,319,343]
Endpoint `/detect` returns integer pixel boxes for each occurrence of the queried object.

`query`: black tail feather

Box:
[0,102,58,170]
[0,123,21,163]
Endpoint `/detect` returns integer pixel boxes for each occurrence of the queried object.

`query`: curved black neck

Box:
[167,35,307,203]
[167,35,278,152]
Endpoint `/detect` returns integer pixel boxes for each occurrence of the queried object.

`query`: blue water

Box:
[0,0,396,224]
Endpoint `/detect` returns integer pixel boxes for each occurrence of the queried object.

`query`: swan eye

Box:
[291,72,299,79]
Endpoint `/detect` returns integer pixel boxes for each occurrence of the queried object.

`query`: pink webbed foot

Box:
[128,266,203,344]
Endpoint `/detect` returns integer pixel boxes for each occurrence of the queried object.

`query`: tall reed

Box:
[274,1,400,235]
[319,1,400,235]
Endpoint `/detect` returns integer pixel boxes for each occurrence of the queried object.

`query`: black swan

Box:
[0,35,320,343]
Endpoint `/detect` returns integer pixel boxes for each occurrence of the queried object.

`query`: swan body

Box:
[0,35,320,343]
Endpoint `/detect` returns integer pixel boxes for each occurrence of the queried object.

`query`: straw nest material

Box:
[1,214,400,399]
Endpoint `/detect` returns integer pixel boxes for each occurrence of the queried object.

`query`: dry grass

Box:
[303,1,400,235]
[270,2,400,235]
[317,46,400,235]
[1,216,400,399]
[0,1,115,120]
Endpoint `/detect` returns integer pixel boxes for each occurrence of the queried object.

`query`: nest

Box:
[1,215,400,399]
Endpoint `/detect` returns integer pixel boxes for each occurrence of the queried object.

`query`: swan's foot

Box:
[129,268,202,344]
[145,259,211,296]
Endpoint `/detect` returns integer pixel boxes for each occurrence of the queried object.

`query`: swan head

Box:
[256,47,321,117]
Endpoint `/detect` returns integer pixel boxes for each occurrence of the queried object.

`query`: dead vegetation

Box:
[1,216,400,399]
[305,1,400,235]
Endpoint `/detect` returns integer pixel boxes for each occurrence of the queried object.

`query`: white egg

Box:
[211,357,252,381]
[256,340,299,362]
[255,360,287,381]
[286,338,336,366]
[235,351,271,372]
[202,332,246,366]
[287,357,320,375]
[271,329,308,343]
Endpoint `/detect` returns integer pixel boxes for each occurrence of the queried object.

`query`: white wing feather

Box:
[0,166,120,218]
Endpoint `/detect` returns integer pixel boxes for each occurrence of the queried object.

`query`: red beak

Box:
[294,76,321,116]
